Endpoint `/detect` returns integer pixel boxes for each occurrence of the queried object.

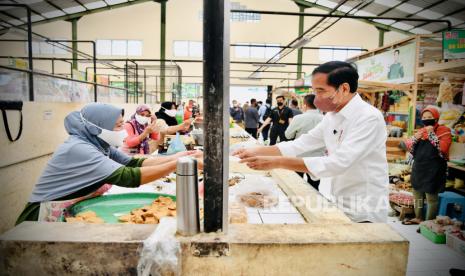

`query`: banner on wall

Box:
[181,83,201,99]
[294,74,312,95]
[443,29,465,60]
[355,42,416,84]
[8,58,28,70]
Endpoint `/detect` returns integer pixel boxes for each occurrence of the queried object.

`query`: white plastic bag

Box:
[166,132,187,155]
[234,175,278,208]
[137,217,180,276]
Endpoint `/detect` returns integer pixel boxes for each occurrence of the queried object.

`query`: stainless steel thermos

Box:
[176,157,200,236]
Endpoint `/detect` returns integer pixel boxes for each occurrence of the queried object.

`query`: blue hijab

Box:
[29,103,132,202]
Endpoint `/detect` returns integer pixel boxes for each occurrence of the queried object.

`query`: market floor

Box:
[387,218,465,276]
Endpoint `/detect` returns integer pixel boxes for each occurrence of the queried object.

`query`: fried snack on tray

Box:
[118,196,176,224]
[66,210,104,224]
[238,192,278,208]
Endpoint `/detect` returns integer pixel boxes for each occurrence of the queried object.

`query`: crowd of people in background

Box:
[122,100,201,156]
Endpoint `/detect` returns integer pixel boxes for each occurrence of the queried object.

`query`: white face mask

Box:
[135,114,150,125]
[81,113,128,147]
[98,128,128,147]
[165,109,177,117]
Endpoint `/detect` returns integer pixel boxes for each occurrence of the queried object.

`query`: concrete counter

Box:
[0,127,409,275]
[1,221,408,275]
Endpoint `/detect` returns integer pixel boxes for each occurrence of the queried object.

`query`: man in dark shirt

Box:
[244,98,260,138]
[229,100,244,124]
[258,95,293,145]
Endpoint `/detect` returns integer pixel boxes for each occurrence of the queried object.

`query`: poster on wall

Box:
[230,86,267,105]
[294,74,312,95]
[355,42,416,84]
[181,83,201,99]
[443,29,465,60]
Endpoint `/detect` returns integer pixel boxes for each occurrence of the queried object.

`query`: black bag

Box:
[0,100,23,142]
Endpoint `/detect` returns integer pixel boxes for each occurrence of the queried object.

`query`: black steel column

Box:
[203,0,230,233]
[143,69,147,104]
[177,65,182,105]
[92,41,97,102]
[124,60,128,103]
[25,6,33,101]
[134,61,139,104]
[267,85,273,102]
[160,0,167,102]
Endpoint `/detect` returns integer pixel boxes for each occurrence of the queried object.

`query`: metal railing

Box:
[0,65,129,103]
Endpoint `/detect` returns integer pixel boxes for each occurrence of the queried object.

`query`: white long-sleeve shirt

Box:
[277,93,389,222]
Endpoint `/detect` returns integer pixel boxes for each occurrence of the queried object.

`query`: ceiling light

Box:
[291,36,311,49]
[252,63,286,67]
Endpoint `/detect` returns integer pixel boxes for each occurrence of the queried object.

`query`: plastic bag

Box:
[439,103,465,128]
[234,175,278,208]
[137,217,180,276]
[166,132,187,155]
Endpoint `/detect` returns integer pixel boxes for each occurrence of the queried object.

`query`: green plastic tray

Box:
[420,225,446,244]
[450,159,465,166]
[60,193,176,223]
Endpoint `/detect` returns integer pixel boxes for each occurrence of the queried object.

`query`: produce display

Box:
[66,211,104,224]
[389,193,414,206]
[118,196,176,224]
[420,216,463,235]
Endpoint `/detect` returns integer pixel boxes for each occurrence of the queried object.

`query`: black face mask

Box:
[422,119,436,126]
[277,102,284,107]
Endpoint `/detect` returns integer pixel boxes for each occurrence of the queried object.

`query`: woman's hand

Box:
[194,116,203,123]
[414,130,423,140]
[181,119,192,131]
[425,126,434,133]
[196,158,204,170]
[174,150,202,159]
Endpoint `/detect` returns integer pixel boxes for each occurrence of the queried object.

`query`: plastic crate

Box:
[446,232,465,258]
[420,225,446,244]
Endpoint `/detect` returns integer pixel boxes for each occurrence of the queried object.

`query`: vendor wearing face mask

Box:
[258,95,294,145]
[16,103,202,224]
[122,104,160,155]
[156,101,179,127]
[234,61,389,223]
[402,106,452,225]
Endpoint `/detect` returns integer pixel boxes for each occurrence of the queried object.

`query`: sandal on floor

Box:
[402,219,421,225]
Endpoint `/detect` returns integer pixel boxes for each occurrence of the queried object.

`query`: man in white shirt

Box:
[234,61,389,223]
[285,94,325,190]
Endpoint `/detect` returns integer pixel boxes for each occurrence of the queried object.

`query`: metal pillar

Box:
[177,65,182,105]
[297,5,305,79]
[26,6,33,101]
[125,60,129,103]
[143,69,147,104]
[134,61,139,104]
[377,27,387,47]
[203,0,230,233]
[70,17,81,70]
[267,85,273,102]
[160,0,167,102]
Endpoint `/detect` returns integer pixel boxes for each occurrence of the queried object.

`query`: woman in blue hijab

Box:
[16,103,201,223]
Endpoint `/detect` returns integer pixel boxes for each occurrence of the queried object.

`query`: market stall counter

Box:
[0,127,409,275]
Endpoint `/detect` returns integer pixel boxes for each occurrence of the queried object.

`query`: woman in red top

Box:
[403,105,452,225]
[122,104,160,155]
